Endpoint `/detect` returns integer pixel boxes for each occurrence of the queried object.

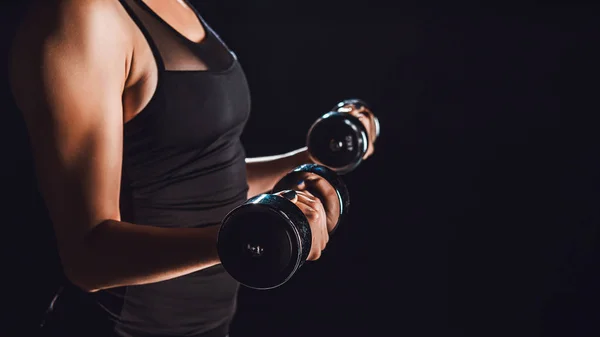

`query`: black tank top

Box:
[45,1,251,336]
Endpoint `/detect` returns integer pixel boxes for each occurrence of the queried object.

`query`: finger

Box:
[296,203,328,261]
[296,197,329,242]
[295,190,318,203]
[293,172,318,192]
[274,189,297,203]
[302,177,337,209]
[295,199,327,245]
[296,179,307,191]
[356,113,376,159]
[307,249,322,261]
[306,228,328,261]
[365,113,378,143]
[344,108,376,157]
[300,178,340,233]
[297,192,327,217]
[294,196,321,219]
[278,189,328,261]
[358,112,376,139]
[340,102,367,117]
[347,103,376,141]
[302,176,333,198]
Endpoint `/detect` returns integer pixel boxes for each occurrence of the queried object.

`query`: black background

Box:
[1,1,599,337]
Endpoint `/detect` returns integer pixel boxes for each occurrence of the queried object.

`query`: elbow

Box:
[76,279,102,293]
[63,264,101,293]
[57,221,116,293]
[76,283,101,293]
[61,252,103,293]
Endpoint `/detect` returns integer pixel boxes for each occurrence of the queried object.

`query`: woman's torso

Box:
[44,0,251,336]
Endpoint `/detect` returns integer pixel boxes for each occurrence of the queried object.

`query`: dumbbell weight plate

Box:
[306,112,369,175]
[218,194,311,290]
[218,165,350,290]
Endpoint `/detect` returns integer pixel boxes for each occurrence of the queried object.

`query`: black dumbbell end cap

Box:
[306,112,368,174]
[217,195,306,289]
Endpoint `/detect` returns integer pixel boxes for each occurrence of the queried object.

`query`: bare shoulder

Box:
[14,0,128,42]
[10,0,132,112]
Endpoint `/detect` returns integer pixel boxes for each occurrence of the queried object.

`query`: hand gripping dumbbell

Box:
[217,164,350,290]
[307,99,381,174]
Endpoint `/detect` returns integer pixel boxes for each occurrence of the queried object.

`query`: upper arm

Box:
[9,0,130,273]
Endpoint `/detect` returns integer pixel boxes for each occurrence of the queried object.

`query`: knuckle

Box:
[311,198,324,210]
[305,207,319,219]
[300,190,314,197]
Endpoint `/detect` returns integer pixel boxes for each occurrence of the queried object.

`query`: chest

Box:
[122,48,251,148]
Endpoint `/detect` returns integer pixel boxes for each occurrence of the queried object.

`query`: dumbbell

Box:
[307,99,381,174]
[217,164,350,290]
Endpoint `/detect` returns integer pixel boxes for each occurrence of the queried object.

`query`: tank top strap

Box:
[119,0,234,72]
[118,0,166,71]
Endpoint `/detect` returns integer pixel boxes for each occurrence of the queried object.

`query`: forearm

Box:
[69,220,220,292]
[245,147,313,197]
